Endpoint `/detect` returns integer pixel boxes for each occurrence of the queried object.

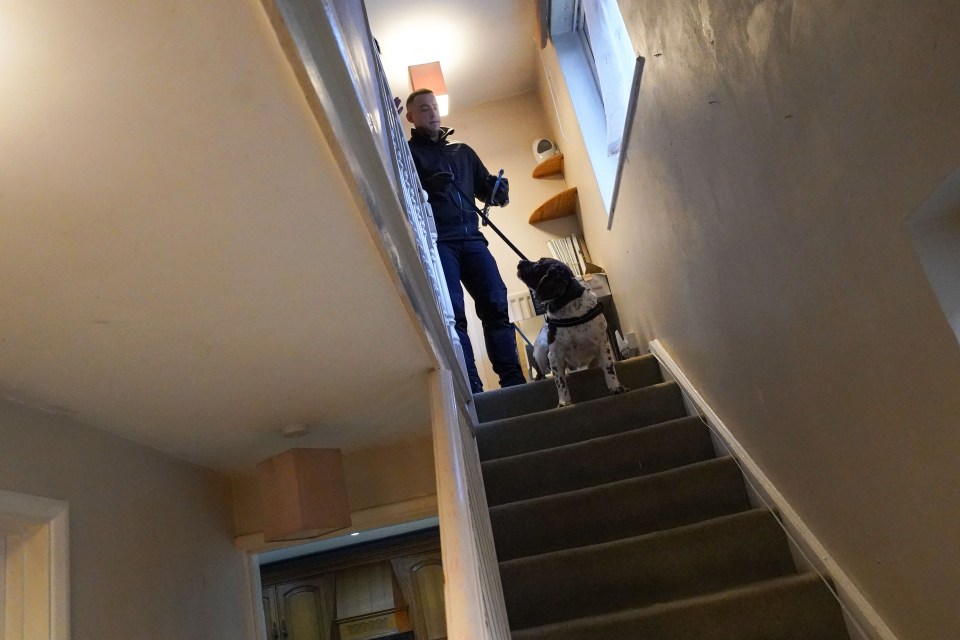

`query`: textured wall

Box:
[537,1,960,638]
[0,399,251,639]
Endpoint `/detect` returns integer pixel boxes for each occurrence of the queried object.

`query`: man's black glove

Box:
[422,171,454,194]
[486,174,509,206]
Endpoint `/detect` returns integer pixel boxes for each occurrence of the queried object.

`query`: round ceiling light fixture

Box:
[280,423,311,439]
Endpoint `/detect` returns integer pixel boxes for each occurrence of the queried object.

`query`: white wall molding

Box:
[648,339,897,640]
[0,490,69,640]
[233,494,438,554]
[243,554,267,640]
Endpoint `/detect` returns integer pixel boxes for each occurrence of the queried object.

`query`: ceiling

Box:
[365,0,539,113]
[0,0,537,476]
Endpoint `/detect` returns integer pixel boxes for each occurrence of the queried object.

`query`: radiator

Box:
[507,273,611,323]
[507,289,537,323]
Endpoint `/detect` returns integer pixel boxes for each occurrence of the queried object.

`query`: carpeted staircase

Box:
[473,355,851,640]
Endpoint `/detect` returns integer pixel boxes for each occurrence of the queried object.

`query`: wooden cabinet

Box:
[262,587,279,640]
[261,530,443,640]
[334,561,412,639]
[391,553,446,640]
[262,576,335,640]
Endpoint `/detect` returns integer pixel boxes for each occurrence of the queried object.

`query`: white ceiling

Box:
[0,0,537,476]
[0,1,394,474]
[0,0,534,473]
[365,0,539,113]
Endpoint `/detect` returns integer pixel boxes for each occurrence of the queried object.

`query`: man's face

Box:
[406,93,442,137]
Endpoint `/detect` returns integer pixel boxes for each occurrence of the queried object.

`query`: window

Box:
[906,165,960,346]
[549,0,641,228]
[576,0,635,156]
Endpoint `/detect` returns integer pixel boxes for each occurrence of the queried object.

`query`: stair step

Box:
[474,354,664,423]
[500,508,795,630]
[512,573,850,640]
[482,415,715,506]
[477,381,686,461]
[491,457,751,561]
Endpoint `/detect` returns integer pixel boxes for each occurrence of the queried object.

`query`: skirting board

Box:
[648,339,897,640]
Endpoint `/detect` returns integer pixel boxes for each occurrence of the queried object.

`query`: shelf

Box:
[529,187,578,224]
[532,153,564,178]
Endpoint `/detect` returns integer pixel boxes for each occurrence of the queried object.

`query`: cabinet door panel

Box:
[411,561,446,640]
[262,587,280,640]
[392,554,447,640]
[278,578,332,640]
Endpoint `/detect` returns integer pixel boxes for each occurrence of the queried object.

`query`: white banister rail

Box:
[265,0,511,637]
[431,369,512,639]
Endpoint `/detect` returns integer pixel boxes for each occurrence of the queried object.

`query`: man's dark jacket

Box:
[407,127,501,242]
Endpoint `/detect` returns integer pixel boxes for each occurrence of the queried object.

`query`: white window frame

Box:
[905,165,960,346]
[550,0,642,229]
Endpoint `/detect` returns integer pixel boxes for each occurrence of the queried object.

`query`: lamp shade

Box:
[257,448,351,542]
[409,61,449,116]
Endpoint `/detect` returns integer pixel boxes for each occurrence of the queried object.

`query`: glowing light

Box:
[409,61,449,116]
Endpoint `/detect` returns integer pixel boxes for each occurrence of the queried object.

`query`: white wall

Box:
[444,91,581,388]
[537,2,960,639]
[0,398,250,639]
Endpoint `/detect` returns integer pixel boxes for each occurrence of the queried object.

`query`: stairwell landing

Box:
[473,355,851,640]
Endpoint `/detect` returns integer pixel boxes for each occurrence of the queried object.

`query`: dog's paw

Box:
[610,386,629,396]
[556,400,571,408]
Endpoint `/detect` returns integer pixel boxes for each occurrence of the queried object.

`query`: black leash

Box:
[444,171,548,316]
[449,172,530,262]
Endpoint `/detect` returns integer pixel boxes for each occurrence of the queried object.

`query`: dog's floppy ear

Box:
[536,264,571,299]
[545,264,564,279]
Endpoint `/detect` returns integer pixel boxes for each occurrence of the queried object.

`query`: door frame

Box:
[0,490,69,640]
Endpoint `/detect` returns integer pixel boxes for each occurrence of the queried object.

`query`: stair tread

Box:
[491,456,740,513]
[483,413,709,470]
[482,415,715,506]
[500,508,796,630]
[480,354,851,639]
[477,381,686,461]
[500,507,782,569]
[491,457,752,561]
[512,572,849,640]
[474,354,663,423]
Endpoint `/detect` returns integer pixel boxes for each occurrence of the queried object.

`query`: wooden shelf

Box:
[532,153,564,178]
[529,187,578,224]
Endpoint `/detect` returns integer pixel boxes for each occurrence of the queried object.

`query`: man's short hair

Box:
[406,88,435,110]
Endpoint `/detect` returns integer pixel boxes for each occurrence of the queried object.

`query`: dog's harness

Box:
[546,301,604,329]
[543,280,605,344]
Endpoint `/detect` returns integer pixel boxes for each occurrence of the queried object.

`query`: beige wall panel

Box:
[0,399,249,639]
[343,435,437,512]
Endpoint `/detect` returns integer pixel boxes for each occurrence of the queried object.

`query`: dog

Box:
[517,258,628,407]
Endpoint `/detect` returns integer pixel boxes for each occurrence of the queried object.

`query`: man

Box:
[405,88,525,393]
